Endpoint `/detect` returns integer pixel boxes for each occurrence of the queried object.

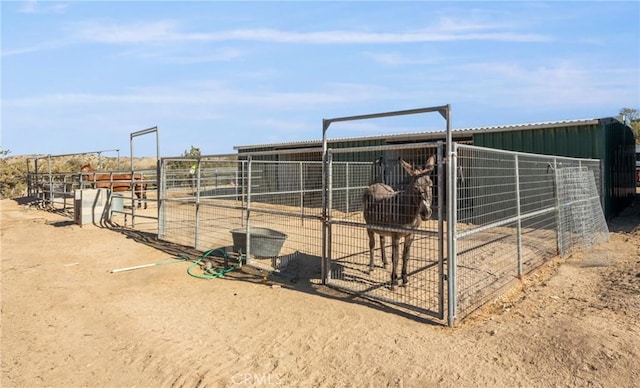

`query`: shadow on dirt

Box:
[109,226,442,326]
[12,196,75,218]
[13,196,41,206]
[608,194,640,234]
[48,220,76,227]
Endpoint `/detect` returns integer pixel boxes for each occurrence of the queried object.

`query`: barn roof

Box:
[234,117,604,151]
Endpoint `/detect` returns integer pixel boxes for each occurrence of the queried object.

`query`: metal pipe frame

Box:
[321,104,452,318]
[445,106,455,327]
[130,126,159,228]
[26,149,120,201]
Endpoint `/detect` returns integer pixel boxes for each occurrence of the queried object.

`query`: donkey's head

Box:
[400,155,436,221]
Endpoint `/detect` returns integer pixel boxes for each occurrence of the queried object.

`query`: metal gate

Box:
[320,106,451,321]
[324,142,445,319]
[123,127,160,231]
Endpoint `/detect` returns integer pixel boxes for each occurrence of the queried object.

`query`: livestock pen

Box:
[26,154,158,231]
[157,140,607,326]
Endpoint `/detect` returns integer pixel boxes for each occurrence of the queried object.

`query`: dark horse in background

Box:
[80,164,148,209]
[363,156,436,290]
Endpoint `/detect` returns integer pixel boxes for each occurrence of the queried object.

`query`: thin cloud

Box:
[2,82,389,110]
[458,61,639,106]
[1,40,68,57]
[203,29,551,44]
[162,49,245,64]
[4,17,551,57]
[434,17,518,33]
[364,51,440,66]
[2,43,53,56]
[112,47,246,64]
[70,21,552,45]
[18,0,68,14]
[72,20,179,44]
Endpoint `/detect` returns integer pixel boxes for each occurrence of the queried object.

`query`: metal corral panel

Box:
[473,118,635,219]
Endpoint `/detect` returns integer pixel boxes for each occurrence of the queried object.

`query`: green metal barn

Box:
[235,116,636,219]
[471,117,636,219]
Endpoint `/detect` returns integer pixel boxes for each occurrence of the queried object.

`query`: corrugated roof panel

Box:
[234,118,601,151]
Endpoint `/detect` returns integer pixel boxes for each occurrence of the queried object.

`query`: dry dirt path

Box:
[1,197,639,387]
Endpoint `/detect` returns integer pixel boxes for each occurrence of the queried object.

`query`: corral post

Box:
[345,162,350,213]
[554,158,563,255]
[26,159,32,197]
[246,155,253,264]
[326,152,334,282]
[130,139,136,228]
[158,158,165,238]
[321,119,330,284]
[241,160,247,227]
[437,141,445,319]
[445,105,457,327]
[47,154,54,206]
[515,154,523,278]
[194,158,202,249]
[156,157,160,225]
[299,161,304,226]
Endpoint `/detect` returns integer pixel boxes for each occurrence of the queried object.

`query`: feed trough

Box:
[230,227,287,258]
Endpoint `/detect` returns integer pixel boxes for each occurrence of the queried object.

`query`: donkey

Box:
[363,156,436,289]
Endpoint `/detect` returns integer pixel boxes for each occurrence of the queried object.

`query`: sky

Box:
[1,0,639,158]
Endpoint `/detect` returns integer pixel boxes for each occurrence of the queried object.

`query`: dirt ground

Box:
[1,192,639,387]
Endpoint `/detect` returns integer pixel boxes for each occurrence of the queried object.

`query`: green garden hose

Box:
[182,247,243,280]
[111,247,241,279]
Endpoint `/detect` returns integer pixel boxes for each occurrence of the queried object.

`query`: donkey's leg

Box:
[143,190,148,209]
[379,236,388,268]
[367,229,376,272]
[390,236,400,290]
[400,234,414,286]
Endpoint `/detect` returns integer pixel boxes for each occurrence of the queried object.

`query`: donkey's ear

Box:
[415,155,436,175]
[426,155,436,170]
[400,159,414,174]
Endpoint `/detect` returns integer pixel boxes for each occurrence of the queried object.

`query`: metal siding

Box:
[545,128,556,155]
[523,130,533,153]
[558,128,568,155]
[332,139,384,163]
[236,117,634,220]
[603,120,635,218]
[534,129,545,154]
[471,122,632,219]
[513,131,523,153]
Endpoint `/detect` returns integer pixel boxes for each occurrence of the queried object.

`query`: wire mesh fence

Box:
[245,160,324,271]
[556,166,609,255]
[156,142,608,326]
[453,144,607,319]
[159,156,325,273]
[159,156,245,250]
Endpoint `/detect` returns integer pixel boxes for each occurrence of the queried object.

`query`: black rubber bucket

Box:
[230,227,287,258]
